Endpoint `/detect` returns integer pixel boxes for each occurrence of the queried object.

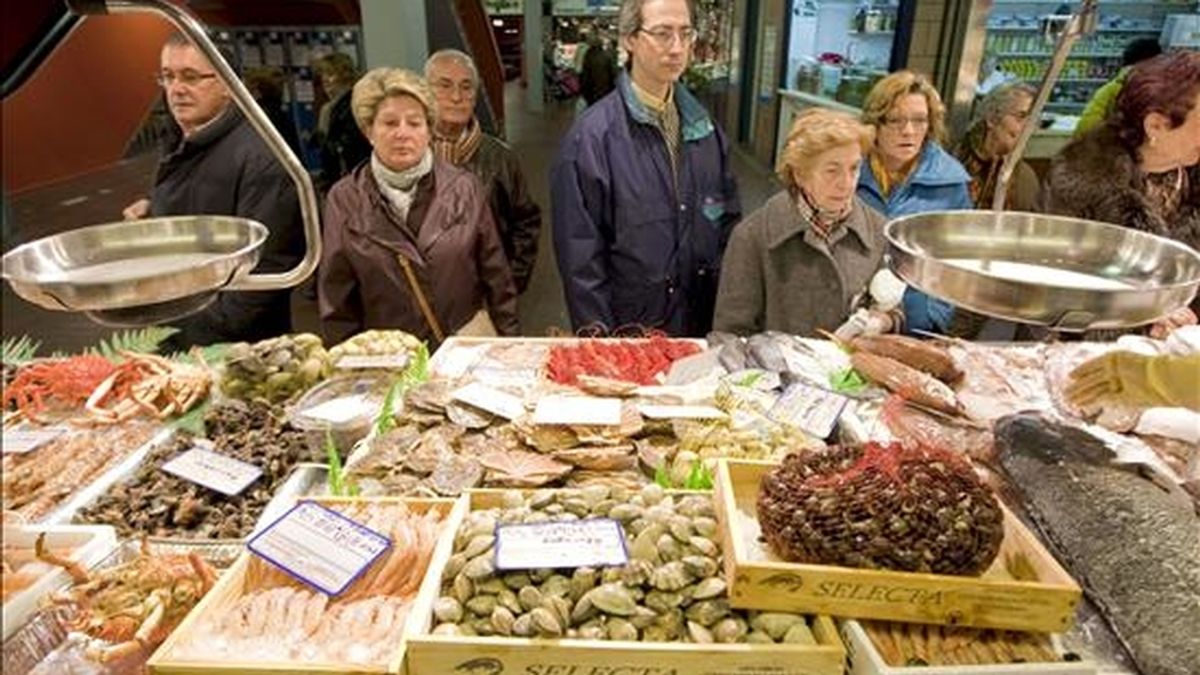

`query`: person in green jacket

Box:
[1074,38,1161,138]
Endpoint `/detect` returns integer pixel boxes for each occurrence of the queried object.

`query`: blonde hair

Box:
[776,108,874,186]
[350,67,436,135]
[861,70,946,145]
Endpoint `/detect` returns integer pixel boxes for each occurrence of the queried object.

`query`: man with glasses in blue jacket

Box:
[551,0,740,337]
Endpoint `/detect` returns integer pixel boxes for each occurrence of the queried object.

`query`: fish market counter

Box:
[3,329,1194,674]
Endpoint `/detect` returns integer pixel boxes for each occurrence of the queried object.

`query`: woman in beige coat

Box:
[713,109,896,337]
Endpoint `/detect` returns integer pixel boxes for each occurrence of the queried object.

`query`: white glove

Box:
[834,308,891,342]
[868,269,906,311]
[1165,325,1200,357]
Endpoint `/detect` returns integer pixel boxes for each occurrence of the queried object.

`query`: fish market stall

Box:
[1,326,1196,674]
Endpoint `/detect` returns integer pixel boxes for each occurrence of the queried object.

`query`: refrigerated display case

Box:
[982,0,1197,117]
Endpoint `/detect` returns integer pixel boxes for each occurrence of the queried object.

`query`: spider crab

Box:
[36,533,216,663]
[85,350,212,424]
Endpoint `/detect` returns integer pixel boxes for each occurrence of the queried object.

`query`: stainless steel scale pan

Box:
[887,211,1200,331]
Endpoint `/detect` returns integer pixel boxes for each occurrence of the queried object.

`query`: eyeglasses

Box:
[157,69,218,87]
[882,116,930,131]
[638,26,697,47]
[431,79,476,96]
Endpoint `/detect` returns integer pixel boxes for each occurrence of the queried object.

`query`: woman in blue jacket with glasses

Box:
[857,71,973,336]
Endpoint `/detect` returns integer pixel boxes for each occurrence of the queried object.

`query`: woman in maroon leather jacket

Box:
[318,67,519,345]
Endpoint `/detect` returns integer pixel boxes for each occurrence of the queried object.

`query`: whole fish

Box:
[995,414,1200,675]
[707,331,749,372]
[747,333,789,373]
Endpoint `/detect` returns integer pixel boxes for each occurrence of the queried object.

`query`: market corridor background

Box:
[0,81,778,351]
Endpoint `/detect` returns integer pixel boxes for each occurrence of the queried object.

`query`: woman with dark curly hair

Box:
[1041,51,1200,335]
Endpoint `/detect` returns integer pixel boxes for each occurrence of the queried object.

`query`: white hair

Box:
[424,49,480,87]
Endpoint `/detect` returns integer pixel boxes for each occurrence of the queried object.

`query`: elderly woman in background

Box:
[713,109,898,336]
[1042,51,1200,335]
[955,83,1040,211]
[857,71,973,336]
[318,68,519,346]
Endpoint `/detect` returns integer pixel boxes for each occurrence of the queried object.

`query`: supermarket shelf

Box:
[1019,77,1111,84]
[992,0,1191,4]
[988,25,1162,33]
[995,51,1124,57]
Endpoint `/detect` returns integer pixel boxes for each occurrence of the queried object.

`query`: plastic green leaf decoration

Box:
[1,336,40,365]
[829,367,869,395]
[88,327,180,361]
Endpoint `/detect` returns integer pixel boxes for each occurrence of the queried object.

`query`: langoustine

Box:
[174,502,445,666]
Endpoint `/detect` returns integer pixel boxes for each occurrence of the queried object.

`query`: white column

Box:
[524,0,544,112]
[361,0,428,71]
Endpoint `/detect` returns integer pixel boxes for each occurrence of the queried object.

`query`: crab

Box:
[36,533,216,664]
[86,351,212,424]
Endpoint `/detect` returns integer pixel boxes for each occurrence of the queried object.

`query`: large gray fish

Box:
[995,414,1200,675]
[747,333,789,373]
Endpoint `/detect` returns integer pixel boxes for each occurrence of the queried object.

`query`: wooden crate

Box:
[840,620,1097,675]
[714,460,1082,633]
[148,496,467,675]
[402,489,847,675]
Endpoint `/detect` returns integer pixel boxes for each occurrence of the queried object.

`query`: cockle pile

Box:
[757,442,1004,575]
[432,486,818,646]
[174,501,446,666]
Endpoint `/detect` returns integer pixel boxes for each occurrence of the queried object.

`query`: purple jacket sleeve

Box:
[551,129,614,332]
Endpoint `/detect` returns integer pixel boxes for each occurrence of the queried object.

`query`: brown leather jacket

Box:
[318,159,519,346]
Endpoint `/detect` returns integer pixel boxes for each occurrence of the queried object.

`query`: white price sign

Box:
[495,518,628,570]
[161,447,262,496]
[769,382,850,439]
[2,426,68,454]
[452,382,525,420]
[335,354,408,370]
[533,396,621,425]
[299,394,372,424]
[248,501,392,596]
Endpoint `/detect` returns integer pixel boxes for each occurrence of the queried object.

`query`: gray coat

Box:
[713,191,887,336]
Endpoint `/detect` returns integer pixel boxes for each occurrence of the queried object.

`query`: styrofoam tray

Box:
[1,525,117,640]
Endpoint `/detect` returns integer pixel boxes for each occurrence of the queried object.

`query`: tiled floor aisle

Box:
[2,83,777,351]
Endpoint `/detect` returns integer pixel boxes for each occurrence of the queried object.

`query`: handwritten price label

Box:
[248,501,392,596]
[495,518,628,570]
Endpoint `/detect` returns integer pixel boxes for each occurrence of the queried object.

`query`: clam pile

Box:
[220,333,331,404]
[430,485,816,645]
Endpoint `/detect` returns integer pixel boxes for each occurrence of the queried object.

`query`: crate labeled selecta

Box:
[840,620,1097,675]
[403,489,846,675]
[149,496,466,675]
[715,460,1082,633]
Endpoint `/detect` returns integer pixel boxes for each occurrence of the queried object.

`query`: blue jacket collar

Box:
[617,71,714,142]
[859,141,969,200]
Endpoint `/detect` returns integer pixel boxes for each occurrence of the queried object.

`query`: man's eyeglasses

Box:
[882,116,930,131]
[157,70,218,87]
[638,26,697,47]
[431,79,476,96]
